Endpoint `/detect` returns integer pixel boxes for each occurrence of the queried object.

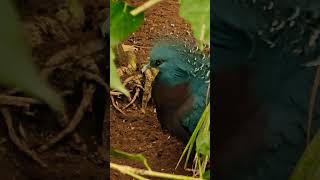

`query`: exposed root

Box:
[98,103,109,162]
[18,122,28,142]
[111,95,126,115]
[0,108,47,168]
[0,95,41,108]
[123,75,137,87]
[113,44,158,113]
[110,91,123,96]
[0,93,84,149]
[124,88,140,109]
[38,83,96,152]
[59,113,82,144]
[34,40,106,151]
[82,71,108,91]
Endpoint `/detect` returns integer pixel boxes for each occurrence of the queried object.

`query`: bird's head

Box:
[142,42,210,86]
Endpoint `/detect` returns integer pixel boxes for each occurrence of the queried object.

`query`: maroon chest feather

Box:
[151,79,193,142]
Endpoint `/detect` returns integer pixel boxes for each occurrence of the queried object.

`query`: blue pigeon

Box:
[213,0,320,179]
[143,41,210,142]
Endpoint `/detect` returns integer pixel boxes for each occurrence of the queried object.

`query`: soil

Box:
[0,0,108,180]
[110,0,195,179]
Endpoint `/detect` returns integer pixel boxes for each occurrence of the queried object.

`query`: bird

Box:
[143,41,210,142]
[212,0,320,179]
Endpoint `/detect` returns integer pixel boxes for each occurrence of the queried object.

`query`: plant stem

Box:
[130,0,163,16]
[110,148,152,170]
[110,163,204,180]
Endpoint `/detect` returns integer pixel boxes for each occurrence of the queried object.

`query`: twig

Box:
[0,108,47,167]
[306,66,320,144]
[38,83,95,152]
[130,0,163,16]
[110,163,203,180]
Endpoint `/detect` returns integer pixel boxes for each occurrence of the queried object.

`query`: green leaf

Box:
[176,104,210,169]
[196,130,210,156]
[110,148,151,170]
[290,130,320,180]
[179,0,210,45]
[110,49,129,96]
[203,170,210,180]
[0,0,63,111]
[110,0,144,46]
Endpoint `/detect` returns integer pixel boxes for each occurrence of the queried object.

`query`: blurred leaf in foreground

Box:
[0,0,63,111]
[110,49,129,96]
[179,0,210,45]
[290,130,320,180]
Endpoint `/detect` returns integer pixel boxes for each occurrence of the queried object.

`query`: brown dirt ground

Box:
[110,0,195,179]
[0,0,108,179]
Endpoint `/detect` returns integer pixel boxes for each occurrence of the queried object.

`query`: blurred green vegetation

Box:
[0,0,63,111]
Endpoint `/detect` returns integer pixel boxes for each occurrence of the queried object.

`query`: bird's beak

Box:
[141,63,150,73]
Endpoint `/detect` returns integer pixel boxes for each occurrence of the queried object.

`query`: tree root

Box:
[81,71,108,91]
[124,87,140,109]
[0,95,41,108]
[0,108,47,168]
[111,95,126,115]
[38,83,96,152]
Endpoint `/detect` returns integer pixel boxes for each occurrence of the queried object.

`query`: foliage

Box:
[109,0,144,96]
[0,0,63,111]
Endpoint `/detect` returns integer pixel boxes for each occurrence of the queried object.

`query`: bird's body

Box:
[213,1,320,179]
[147,42,210,142]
